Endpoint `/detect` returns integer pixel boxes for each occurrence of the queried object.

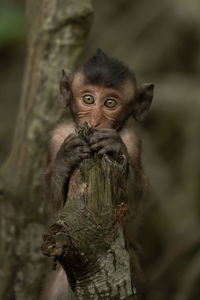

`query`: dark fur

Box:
[77,48,137,89]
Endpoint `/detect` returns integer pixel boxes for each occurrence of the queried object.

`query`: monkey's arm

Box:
[45,121,91,224]
[120,124,146,180]
[89,124,147,206]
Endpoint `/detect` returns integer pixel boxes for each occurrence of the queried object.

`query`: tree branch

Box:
[42,125,137,299]
[0,1,93,299]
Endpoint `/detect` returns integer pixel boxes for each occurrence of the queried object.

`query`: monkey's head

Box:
[60,49,154,130]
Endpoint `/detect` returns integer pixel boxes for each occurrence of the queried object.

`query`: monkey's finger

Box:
[89,132,118,144]
[78,152,91,159]
[90,141,106,151]
[79,146,91,153]
[76,146,91,156]
[68,151,90,166]
[65,137,88,148]
[97,145,112,156]
[97,144,122,156]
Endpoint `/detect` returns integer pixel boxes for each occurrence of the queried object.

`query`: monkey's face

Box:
[70,73,135,130]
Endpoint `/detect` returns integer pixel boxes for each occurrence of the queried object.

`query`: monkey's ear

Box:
[133,83,154,121]
[60,69,73,107]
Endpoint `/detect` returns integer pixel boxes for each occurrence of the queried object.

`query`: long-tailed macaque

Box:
[43,49,154,300]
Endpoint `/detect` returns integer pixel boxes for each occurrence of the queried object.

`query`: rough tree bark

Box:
[42,125,137,299]
[0,1,93,299]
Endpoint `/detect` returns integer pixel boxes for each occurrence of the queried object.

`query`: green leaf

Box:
[0,7,26,47]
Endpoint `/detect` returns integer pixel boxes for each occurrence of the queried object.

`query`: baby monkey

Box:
[44,49,154,300]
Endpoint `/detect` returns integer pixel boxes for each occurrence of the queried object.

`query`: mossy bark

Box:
[0,1,93,299]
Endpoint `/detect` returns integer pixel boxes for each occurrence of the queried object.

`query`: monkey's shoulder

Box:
[51,120,75,139]
[120,122,141,160]
[48,120,75,160]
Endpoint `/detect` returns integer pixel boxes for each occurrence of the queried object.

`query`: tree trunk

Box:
[42,152,137,299]
[0,1,93,299]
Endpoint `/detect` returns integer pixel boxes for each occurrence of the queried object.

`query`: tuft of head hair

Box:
[77,49,136,89]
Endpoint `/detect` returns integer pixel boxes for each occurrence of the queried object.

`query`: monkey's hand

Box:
[54,133,91,178]
[89,128,128,158]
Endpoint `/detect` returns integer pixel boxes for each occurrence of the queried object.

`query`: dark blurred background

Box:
[0,0,200,299]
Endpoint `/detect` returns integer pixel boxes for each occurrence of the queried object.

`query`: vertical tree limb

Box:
[0,1,93,299]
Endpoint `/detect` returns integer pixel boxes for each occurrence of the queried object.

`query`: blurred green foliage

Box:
[0,6,25,47]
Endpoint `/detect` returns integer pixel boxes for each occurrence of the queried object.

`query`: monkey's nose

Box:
[89,110,102,128]
[89,120,100,128]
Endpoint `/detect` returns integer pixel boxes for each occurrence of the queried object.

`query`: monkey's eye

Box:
[82,95,95,104]
[104,99,117,108]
